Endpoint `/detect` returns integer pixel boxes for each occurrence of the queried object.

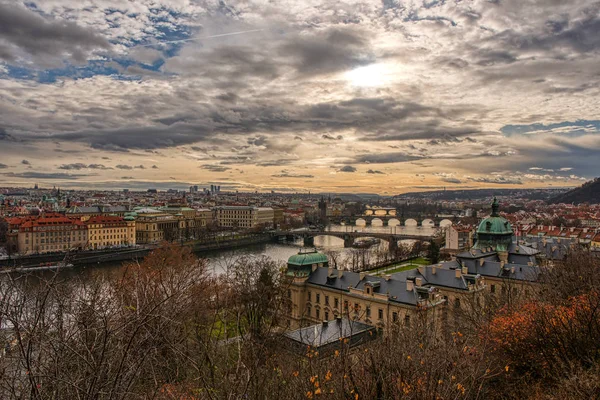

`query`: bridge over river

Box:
[271,230,439,253]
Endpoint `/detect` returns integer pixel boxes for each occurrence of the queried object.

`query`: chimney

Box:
[455,268,462,278]
[312,264,318,272]
[328,266,334,277]
[322,320,328,326]
[359,272,366,280]
[511,266,515,274]
[462,266,468,275]
[415,277,423,287]
[418,266,425,275]
[337,269,344,278]
[406,280,414,291]
[431,266,437,275]
[384,274,392,281]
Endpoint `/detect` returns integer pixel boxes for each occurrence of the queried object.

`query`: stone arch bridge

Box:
[272,230,439,253]
[329,215,455,227]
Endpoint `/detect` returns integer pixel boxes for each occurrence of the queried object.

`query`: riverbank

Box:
[0,233,274,271]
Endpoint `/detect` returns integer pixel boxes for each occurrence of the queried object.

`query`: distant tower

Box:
[318,196,328,224]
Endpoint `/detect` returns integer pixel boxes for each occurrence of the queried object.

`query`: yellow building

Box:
[85,215,136,250]
[284,249,487,331]
[135,214,185,244]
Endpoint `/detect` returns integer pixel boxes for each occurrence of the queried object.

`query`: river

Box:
[29,224,438,281]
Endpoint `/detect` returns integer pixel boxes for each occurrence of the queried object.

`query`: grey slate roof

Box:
[391,264,470,291]
[354,275,424,305]
[285,318,376,348]
[521,237,571,260]
[307,267,450,307]
[306,267,361,291]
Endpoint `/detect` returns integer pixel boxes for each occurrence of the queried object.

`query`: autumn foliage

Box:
[0,246,599,399]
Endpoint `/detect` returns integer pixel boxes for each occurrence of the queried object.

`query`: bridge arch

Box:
[404,218,418,226]
[422,219,435,227]
[364,209,374,216]
[439,219,453,228]
[355,218,367,226]
[371,218,383,227]
[388,218,401,227]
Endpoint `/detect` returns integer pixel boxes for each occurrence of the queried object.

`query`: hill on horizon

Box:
[548,177,600,205]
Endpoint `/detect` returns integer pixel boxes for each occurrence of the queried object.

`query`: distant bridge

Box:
[272,230,439,253]
[328,215,456,227]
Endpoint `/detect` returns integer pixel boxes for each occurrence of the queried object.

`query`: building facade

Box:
[213,206,274,229]
[445,224,474,252]
[284,249,484,331]
[16,214,88,255]
[86,215,136,249]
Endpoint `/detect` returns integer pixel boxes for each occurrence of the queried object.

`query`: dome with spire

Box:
[474,197,513,252]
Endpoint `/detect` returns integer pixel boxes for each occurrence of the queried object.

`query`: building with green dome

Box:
[473,197,513,257]
[286,249,329,278]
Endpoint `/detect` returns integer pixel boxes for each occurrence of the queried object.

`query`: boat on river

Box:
[352,238,380,248]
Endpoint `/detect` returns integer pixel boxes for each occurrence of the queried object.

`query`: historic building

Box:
[451,198,541,292]
[213,206,274,229]
[135,209,185,244]
[285,198,541,331]
[445,224,474,253]
[15,213,88,255]
[85,215,136,249]
[284,249,484,331]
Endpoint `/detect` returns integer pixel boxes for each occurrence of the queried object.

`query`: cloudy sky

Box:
[0,0,598,194]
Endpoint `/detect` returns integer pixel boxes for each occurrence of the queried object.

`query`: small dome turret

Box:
[286,249,328,278]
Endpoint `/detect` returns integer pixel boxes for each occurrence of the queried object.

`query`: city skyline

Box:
[0,0,599,194]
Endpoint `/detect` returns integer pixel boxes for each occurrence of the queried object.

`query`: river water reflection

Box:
[39,224,438,281]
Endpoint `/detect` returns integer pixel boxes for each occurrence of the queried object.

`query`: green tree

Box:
[428,240,440,264]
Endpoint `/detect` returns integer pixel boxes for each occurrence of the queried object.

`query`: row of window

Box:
[91,234,133,240]
[25,232,86,238]
[306,305,409,325]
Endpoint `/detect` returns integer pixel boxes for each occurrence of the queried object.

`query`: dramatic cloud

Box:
[272,170,314,178]
[1,172,90,180]
[58,163,112,170]
[200,164,231,172]
[115,164,145,170]
[467,176,523,185]
[0,0,598,193]
[0,2,110,67]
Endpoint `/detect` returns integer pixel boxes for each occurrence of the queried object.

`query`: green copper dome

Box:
[474,197,513,252]
[288,251,328,266]
[286,249,328,277]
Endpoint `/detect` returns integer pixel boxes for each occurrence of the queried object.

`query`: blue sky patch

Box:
[501,120,600,136]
